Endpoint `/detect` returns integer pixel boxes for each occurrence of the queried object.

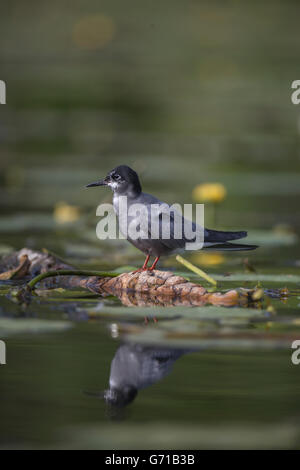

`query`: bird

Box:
[86,165,257,271]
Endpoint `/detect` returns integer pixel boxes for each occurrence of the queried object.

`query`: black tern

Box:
[86,165,257,270]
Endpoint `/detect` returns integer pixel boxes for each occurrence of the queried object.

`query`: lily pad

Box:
[174,271,300,284]
[123,324,297,350]
[246,229,298,247]
[64,422,300,449]
[86,304,269,320]
[0,244,14,255]
[0,214,56,232]
[0,318,72,338]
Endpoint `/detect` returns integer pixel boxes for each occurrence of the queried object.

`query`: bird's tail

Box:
[205,229,247,243]
[204,242,258,251]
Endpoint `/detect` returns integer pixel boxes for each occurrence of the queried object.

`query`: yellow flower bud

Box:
[192,183,227,203]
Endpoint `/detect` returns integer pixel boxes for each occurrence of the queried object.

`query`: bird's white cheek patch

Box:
[108,182,119,190]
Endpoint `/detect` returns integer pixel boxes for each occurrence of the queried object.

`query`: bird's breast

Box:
[113,194,146,239]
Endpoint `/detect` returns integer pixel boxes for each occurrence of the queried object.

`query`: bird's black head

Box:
[84,386,138,421]
[104,386,138,408]
[84,386,138,408]
[86,165,142,195]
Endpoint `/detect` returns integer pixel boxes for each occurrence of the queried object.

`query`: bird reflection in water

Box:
[85,342,194,419]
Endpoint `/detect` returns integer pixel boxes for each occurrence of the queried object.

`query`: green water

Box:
[1,0,300,449]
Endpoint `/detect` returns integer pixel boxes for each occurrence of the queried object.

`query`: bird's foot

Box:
[132,256,159,274]
[132,267,149,274]
[132,266,157,274]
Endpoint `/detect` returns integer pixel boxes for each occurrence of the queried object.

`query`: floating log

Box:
[0,248,257,307]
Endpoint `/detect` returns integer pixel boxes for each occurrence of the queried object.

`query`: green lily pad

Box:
[215,273,300,283]
[246,229,298,247]
[123,324,296,350]
[87,305,268,320]
[0,318,73,338]
[174,271,300,284]
[64,422,299,449]
[0,214,56,232]
[0,244,14,255]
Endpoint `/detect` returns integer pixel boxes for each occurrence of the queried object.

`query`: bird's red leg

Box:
[142,255,151,269]
[149,256,160,271]
[133,254,150,273]
[144,315,158,324]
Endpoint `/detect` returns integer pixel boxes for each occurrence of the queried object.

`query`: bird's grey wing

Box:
[135,192,255,252]
[135,193,201,251]
[147,201,194,252]
[147,205,246,251]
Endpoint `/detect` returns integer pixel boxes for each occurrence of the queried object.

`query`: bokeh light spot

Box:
[72,15,116,50]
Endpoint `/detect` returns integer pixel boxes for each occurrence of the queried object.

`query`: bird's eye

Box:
[114,174,122,181]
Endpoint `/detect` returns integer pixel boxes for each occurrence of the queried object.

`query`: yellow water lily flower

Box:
[191,252,225,266]
[72,15,116,50]
[192,183,227,204]
[54,202,81,224]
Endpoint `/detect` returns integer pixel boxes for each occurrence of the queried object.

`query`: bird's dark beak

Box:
[86,178,107,188]
[83,390,106,399]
